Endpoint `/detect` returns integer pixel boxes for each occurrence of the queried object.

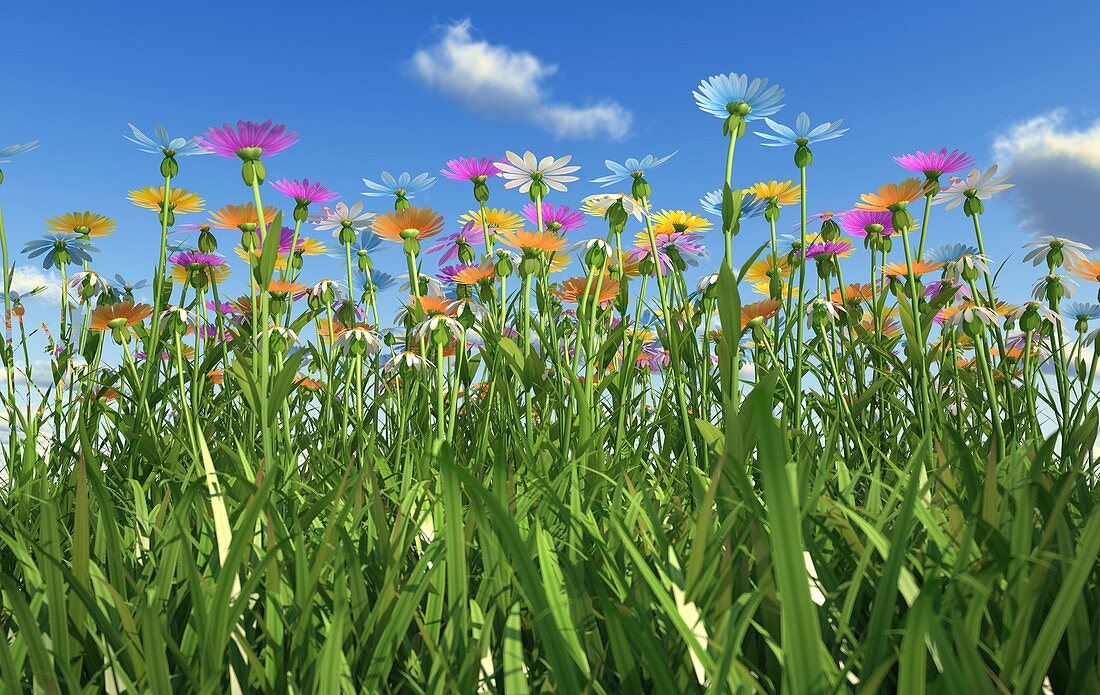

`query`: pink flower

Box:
[893,148,974,176]
[270,178,337,204]
[425,221,485,264]
[839,209,894,237]
[198,120,299,159]
[522,202,585,233]
[440,156,502,182]
[805,240,854,260]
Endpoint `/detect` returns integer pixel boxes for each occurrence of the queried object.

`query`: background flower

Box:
[125,124,205,157]
[693,73,784,120]
[755,112,847,146]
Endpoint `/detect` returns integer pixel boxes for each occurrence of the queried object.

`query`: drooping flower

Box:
[198,120,299,159]
[693,73,784,120]
[440,156,502,182]
[23,232,97,269]
[591,152,677,188]
[495,151,580,194]
[125,124,206,157]
[372,207,445,242]
[425,222,485,264]
[90,301,153,331]
[209,203,280,231]
[651,209,713,235]
[46,211,117,238]
[856,179,926,212]
[932,166,1014,211]
[523,202,586,233]
[270,178,338,205]
[69,271,111,300]
[496,229,568,255]
[839,209,895,237]
[755,112,847,147]
[1022,236,1091,268]
[893,148,974,177]
[361,171,437,200]
[128,187,205,214]
[744,180,800,208]
[312,202,376,236]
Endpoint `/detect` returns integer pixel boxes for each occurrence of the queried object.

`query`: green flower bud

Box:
[764,202,780,223]
[293,202,309,223]
[963,192,984,218]
[794,142,812,168]
[473,179,491,203]
[160,155,179,178]
[631,174,651,200]
[241,158,266,186]
[457,239,475,264]
[394,191,410,211]
[888,202,913,232]
[495,250,514,278]
[606,199,629,235]
[198,227,218,252]
[339,223,356,245]
[821,218,841,241]
[357,250,371,273]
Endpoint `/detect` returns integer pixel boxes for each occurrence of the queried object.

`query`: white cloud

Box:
[410,20,632,141]
[993,110,1100,244]
[8,266,63,307]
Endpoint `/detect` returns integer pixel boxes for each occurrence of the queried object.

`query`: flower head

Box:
[627,232,707,273]
[805,239,855,261]
[1069,259,1100,283]
[425,222,485,264]
[372,207,445,242]
[591,152,676,187]
[91,301,153,331]
[47,211,117,238]
[313,202,375,236]
[700,190,767,220]
[581,193,647,221]
[440,156,503,182]
[439,261,496,286]
[0,140,39,164]
[893,148,974,177]
[209,203,280,230]
[497,229,568,255]
[755,112,847,147]
[169,251,230,285]
[932,165,1014,211]
[1022,236,1091,267]
[856,179,926,211]
[523,202,585,233]
[459,207,524,234]
[745,180,800,208]
[361,171,437,199]
[198,120,298,159]
[693,73,784,120]
[495,151,580,194]
[553,275,621,306]
[125,124,206,157]
[882,259,944,278]
[839,209,895,237]
[652,209,713,235]
[926,244,981,265]
[270,178,338,205]
[23,232,97,269]
[128,187,205,214]
[740,299,782,333]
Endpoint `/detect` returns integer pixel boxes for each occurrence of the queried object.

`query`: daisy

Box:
[425,222,485,264]
[839,209,895,237]
[740,299,782,333]
[755,112,847,147]
[1022,236,1091,268]
[46,211,117,238]
[553,275,620,305]
[693,73,784,121]
[439,262,496,287]
[313,202,376,237]
[893,148,974,178]
[198,120,298,159]
[209,203,280,231]
[1069,259,1100,283]
[372,207,445,242]
[496,229,568,255]
[881,260,944,278]
[581,193,647,221]
[91,301,153,331]
[744,180,800,208]
[128,187,205,214]
[856,179,926,212]
[440,156,502,182]
[627,231,707,273]
[651,209,713,235]
[23,233,97,269]
[523,202,585,233]
[591,152,676,187]
[270,178,338,205]
[932,165,1014,212]
[361,171,437,204]
[459,207,524,233]
[495,151,580,195]
[169,251,230,285]
[700,190,767,220]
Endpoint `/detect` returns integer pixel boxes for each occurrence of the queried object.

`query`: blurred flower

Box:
[581,193,647,221]
[591,152,676,187]
[23,232,96,269]
[362,171,437,198]
[350,230,383,256]
[932,166,1014,210]
[553,275,620,305]
[831,284,873,304]
[627,231,707,273]
[125,124,205,157]
[0,140,39,164]
[313,202,376,236]
[440,156,502,182]
[926,244,980,265]
[1064,302,1100,321]
[856,179,926,212]
[523,202,585,233]
[198,120,298,158]
[495,151,579,193]
[425,222,485,264]
[1032,273,1077,300]
[47,211,117,237]
[805,239,854,260]
[373,207,445,242]
[1069,259,1100,282]
[399,274,446,299]
[69,271,111,299]
[384,352,434,372]
[924,278,972,302]
[113,274,149,297]
[459,207,524,233]
[893,148,974,177]
[700,190,766,220]
[270,178,338,205]
[128,187,205,214]
[755,112,846,146]
[693,73,784,120]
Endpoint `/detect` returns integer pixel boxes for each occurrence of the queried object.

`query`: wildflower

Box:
[128,187,205,214]
[523,202,585,233]
[264,325,301,353]
[926,244,981,265]
[441,156,502,182]
[495,151,580,198]
[125,124,205,157]
[553,275,620,306]
[744,180,800,211]
[1064,302,1100,333]
[372,207,445,242]
[932,165,1014,216]
[1012,301,1063,332]
[1022,236,1091,269]
[69,271,111,302]
[804,239,855,261]
[756,112,846,167]
[806,297,845,327]
[946,304,1002,336]
[831,284,873,305]
[1068,259,1100,283]
[439,262,496,287]
[700,190,767,221]
[208,203,280,231]
[693,73,784,135]
[412,315,465,347]
[1032,273,1077,302]
[91,301,153,343]
[636,346,671,372]
[271,179,338,221]
[313,202,376,243]
[856,179,926,230]
[169,251,230,288]
[112,274,148,300]
[265,280,308,296]
[0,140,39,183]
[745,254,791,297]
[23,232,97,269]
[740,299,782,333]
[425,222,485,264]
[198,120,298,159]
[893,148,974,196]
[384,351,434,373]
[924,278,971,302]
[650,210,713,236]
[361,171,437,210]
[628,232,707,273]
[336,324,383,356]
[881,259,944,278]
[295,376,325,391]
[46,211,117,238]
[497,229,568,255]
[591,152,677,193]
[839,209,895,238]
[581,193,646,221]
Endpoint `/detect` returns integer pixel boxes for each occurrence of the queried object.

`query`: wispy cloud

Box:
[9,266,63,306]
[993,109,1100,244]
[410,19,632,141]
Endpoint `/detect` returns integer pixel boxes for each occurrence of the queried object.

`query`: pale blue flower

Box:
[755,112,848,147]
[693,73,784,120]
[356,269,397,295]
[22,232,97,270]
[591,152,677,187]
[700,190,767,220]
[1064,302,1100,321]
[125,124,207,156]
[925,244,980,264]
[0,140,39,164]
[361,171,436,198]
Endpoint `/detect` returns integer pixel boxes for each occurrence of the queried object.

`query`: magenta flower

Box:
[893,148,974,177]
[805,239,854,260]
[925,278,972,302]
[437,263,482,284]
[523,202,585,233]
[440,156,502,181]
[253,226,299,254]
[636,346,670,372]
[627,232,707,273]
[198,120,299,159]
[206,300,242,316]
[839,209,894,237]
[270,178,338,204]
[169,251,224,269]
[425,221,485,264]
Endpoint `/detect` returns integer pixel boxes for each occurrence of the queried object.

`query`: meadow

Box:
[0,72,1098,693]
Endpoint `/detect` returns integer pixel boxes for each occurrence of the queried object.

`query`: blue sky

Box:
[2,1,1100,314]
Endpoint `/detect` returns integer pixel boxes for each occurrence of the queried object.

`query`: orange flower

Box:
[209,203,281,230]
[450,261,496,285]
[553,275,621,304]
[740,299,782,332]
[855,179,926,211]
[207,370,224,385]
[295,376,324,390]
[744,180,800,207]
[832,283,873,303]
[497,228,567,254]
[416,295,455,317]
[1068,260,1100,282]
[90,301,152,331]
[882,260,944,278]
[265,280,308,295]
[372,207,445,241]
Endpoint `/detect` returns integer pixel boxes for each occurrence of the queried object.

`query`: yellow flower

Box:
[47,211,117,237]
[172,263,231,285]
[459,207,523,232]
[294,237,328,256]
[128,187,205,214]
[744,254,790,286]
[650,209,712,235]
[744,180,800,207]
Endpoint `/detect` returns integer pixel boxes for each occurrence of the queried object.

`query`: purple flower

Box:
[440,156,502,182]
[437,263,482,284]
[206,300,241,316]
[198,120,299,159]
[805,240,854,260]
[925,278,972,302]
[839,209,894,237]
[893,148,974,177]
[523,202,585,233]
[627,232,707,273]
[270,178,338,204]
[424,221,485,264]
[169,251,224,269]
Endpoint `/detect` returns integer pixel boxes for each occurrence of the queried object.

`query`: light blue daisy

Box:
[0,140,39,164]
[756,113,848,147]
[22,232,97,270]
[693,73,784,120]
[591,152,677,187]
[125,124,207,156]
[700,190,767,220]
[361,171,437,198]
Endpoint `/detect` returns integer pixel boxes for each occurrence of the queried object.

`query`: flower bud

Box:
[631,174,651,200]
[794,143,812,168]
[293,202,309,223]
[963,193,984,218]
[198,227,217,252]
[160,155,179,178]
[473,180,491,203]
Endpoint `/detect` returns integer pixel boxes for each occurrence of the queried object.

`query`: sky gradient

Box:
[2,1,1100,314]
